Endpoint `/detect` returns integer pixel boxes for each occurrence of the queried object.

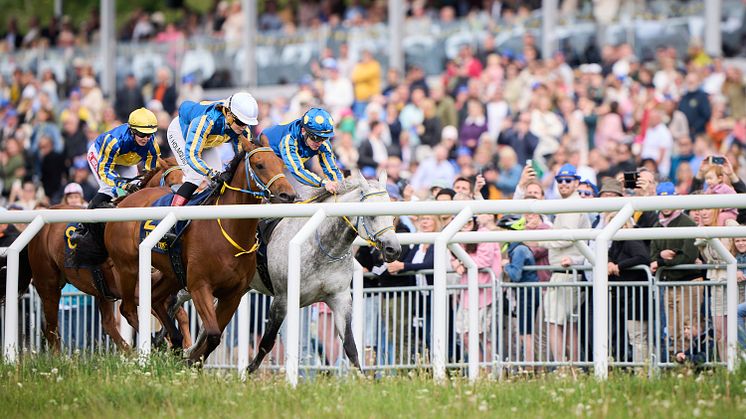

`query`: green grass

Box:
[2,353,746,418]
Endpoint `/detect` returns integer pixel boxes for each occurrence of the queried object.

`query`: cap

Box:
[579,179,599,196]
[64,182,84,196]
[430,179,451,190]
[656,181,676,196]
[599,178,624,197]
[555,164,580,180]
[72,157,89,170]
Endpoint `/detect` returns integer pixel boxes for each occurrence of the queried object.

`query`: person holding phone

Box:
[690,155,746,196]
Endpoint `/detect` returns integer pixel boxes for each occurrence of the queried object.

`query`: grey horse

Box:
[183,171,402,371]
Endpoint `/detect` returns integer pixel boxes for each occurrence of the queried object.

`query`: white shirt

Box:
[641,122,673,176]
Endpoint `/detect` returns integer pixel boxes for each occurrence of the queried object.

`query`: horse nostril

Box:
[384,246,397,257]
[279,193,294,203]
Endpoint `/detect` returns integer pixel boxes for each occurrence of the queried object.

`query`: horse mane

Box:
[305,177,366,203]
[140,157,179,187]
[223,150,246,184]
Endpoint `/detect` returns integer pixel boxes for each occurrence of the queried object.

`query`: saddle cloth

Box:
[139,189,212,254]
[63,223,96,269]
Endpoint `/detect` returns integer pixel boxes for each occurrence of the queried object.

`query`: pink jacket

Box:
[453,229,502,309]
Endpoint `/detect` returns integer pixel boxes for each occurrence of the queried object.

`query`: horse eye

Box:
[256,163,264,170]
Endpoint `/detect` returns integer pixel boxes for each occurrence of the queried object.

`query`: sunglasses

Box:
[230,113,248,128]
[131,129,151,139]
[578,190,595,197]
[307,133,326,144]
[556,178,576,184]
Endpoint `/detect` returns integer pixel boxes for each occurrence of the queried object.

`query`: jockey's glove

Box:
[123,179,142,194]
[113,187,128,198]
[209,170,233,188]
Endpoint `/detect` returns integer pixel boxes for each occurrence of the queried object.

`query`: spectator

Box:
[11,180,40,210]
[410,144,456,195]
[116,74,145,121]
[0,137,26,197]
[678,73,711,137]
[538,164,589,363]
[151,67,177,115]
[350,50,381,117]
[61,113,88,165]
[62,182,85,207]
[37,136,66,203]
[451,216,500,362]
[459,99,488,154]
[498,112,539,167]
[649,182,704,357]
[494,146,521,197]
[640,108,673,177]
[80,76,105,124]
[499,215,540,365]
[606,212,651,364]
[431,83,458,130]
[321,59,354,121]
[357,120,388,171]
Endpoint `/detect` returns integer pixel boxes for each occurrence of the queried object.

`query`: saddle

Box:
[255,218,282,295]
[64,223,116,302]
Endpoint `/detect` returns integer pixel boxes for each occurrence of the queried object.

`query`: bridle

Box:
[221,146,285,200]
[316,188,395,261]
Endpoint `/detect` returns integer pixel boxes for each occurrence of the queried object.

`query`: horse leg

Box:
[116,266,140,332]
[327,292,361,371]
[174,307,192,348]
[152,300,183,351]
[187,285,221,364]
[248,297,286,374]
[96,297,130,351]
[34,277,62,352]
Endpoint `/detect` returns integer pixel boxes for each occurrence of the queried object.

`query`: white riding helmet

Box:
[227,92,259,126]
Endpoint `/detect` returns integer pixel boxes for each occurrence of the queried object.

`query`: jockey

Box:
[260,107,342,194]
[167,91,259,206]
[71,107,159,244]
[87,107,160,208]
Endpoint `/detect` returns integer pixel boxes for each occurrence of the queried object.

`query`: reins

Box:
[215,146,282,257]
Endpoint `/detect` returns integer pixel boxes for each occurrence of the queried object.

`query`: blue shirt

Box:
[178,100,245,177]
[262,118,343,187]
[93,123,160,188]
[503,242,538,283]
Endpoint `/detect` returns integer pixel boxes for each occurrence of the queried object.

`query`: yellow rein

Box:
[214,146,278,257]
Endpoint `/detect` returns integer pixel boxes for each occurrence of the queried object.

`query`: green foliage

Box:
[2,353,746,418]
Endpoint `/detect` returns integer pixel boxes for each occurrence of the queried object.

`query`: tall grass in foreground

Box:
[1,353,746,418]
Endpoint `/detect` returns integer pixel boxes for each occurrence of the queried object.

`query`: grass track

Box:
[2,353,746,418]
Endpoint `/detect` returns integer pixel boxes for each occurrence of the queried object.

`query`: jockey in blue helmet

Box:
[260,107,343,194]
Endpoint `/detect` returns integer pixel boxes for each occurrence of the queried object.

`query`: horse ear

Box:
[378,170,387,187]
[238,133,253,152]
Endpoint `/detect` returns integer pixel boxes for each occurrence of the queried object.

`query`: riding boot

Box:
[171,183,198,207]
[71,193,113,244]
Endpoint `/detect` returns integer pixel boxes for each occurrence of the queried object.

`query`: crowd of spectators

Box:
[2,2,746,366]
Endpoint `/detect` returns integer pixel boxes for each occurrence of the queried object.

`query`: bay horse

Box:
[26,158,190,352]
[241,171,402,373]
[105,137,296,363]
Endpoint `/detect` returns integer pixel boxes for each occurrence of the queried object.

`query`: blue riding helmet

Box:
[302,108,335,138]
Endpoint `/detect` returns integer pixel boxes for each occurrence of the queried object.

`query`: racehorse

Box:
[105,136,296,363]
[243,171,402,373]
[26,159,190,352]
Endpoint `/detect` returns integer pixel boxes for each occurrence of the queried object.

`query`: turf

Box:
[1,353,745,418]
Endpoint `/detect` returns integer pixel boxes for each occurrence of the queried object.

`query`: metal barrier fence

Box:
[4,263,743,377]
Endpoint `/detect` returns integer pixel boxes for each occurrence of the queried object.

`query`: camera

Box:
[623,171,638,190]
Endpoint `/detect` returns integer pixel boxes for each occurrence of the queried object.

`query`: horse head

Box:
[349,170,402,262]
[239,135,296,203]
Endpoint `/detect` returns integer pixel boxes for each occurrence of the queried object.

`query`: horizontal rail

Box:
[1,194,745,224]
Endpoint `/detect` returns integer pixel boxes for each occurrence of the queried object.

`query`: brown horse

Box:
[105,137,296,363]
[27,160,190,352]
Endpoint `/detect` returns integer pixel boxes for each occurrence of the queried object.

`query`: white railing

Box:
[2,194,746,385]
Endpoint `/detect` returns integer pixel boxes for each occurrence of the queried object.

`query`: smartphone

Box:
[623,171,638,190]
[711,156,726,165]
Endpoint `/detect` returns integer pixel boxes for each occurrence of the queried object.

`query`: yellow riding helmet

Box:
[128,108,158,134]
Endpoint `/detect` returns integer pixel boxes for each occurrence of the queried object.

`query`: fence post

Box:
[448,243,478,382]
[352,260,364,367]
[708,238,738,372]
[3,215,44,363]
[286,209,326,387]
[237,292,250,376]
[593,203,634,379]
[137,212,177,361]
[433,207,473,382]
